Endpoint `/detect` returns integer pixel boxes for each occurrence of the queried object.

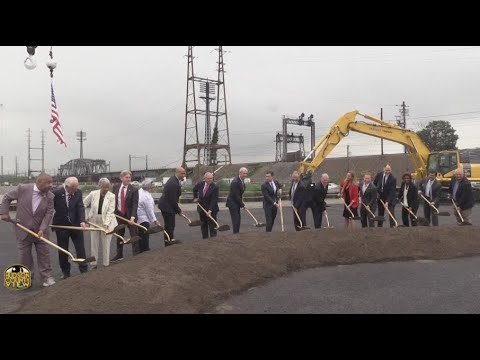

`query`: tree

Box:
[416,120,459,151]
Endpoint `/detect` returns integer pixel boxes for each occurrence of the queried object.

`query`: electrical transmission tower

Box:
[182,46,232,170]
[279,113,315,161]
[77,130,87,159]
[275,133,305,162]
[27,128,45,178]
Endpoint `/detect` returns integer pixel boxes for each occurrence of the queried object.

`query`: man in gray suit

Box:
[359,174,378,228]
[0,173,56,287]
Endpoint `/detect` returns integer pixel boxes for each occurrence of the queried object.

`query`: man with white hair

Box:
[52,176,88,278]
[449,168,474,225]
[226,167,248,233]
[193,172,219,239]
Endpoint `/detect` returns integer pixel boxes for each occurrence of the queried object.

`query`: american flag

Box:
[50,83,66,147]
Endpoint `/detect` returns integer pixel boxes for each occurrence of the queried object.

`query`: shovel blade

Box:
[372,216,385,222]
[254,223,266,228]
[460,221,472,226]
[417,218,430,226]
[188,220,202,227]
[351,217,361,221]
[129,236,142,243]
[216,225,230,232]
[72,256,96,264]
[438,212,451,216]
[147,225,164,234]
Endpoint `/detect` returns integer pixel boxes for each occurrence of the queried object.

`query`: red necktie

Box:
[121,186,126,215]
[203,184,209,197]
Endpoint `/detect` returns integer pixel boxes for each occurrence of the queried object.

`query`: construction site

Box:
[1,46,480,314]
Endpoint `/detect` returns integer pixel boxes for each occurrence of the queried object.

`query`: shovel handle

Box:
[400,202,418,219]
[49,225,103,232]
[293,207,304,229]
[115,214,148,232]
[451,199,465,223]
[360,200,376,218]
[420,194,440,214]
[341,198,356,219]
[243,207,260,225]
[12,221,78,260]
[324,210,330,228]
[180,213,192,224]
[379,199,398,227]
[279,198,284,232]
[197,203,221,228]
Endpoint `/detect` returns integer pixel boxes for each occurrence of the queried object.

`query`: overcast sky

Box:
[0,46,479,175]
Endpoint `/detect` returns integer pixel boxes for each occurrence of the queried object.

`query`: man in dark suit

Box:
[226,167,248,234]
[52,177,87,278]
[302,174,320,229]
[398,173,419,227]
[111,170,139,262]
[418,171,442,226]
[313,173,330,228]
[373,164,397,228]
[290,171,306,231]
[449,168,474,225]
[158,167,185,245]
[261,171,281,232]
[193,172,219,239]
[359,174,377,228]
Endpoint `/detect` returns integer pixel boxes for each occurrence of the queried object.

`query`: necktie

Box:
[428,181,433,198]
[121,186,126,215]
[203,183,209,197]
[271,181,275,192]
[67,193,72,207]
[292,183,297,198]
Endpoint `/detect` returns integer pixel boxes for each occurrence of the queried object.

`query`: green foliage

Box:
[416,120,459,151]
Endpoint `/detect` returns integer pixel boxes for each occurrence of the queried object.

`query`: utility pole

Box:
[76,130,87,159]
[129,155,132,171]
[380,108,384,155]
[15,156,18,178]
[397,101,409,154]
[145,155,148,178]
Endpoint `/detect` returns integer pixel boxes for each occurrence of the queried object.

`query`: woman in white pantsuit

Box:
[83,178,117,269]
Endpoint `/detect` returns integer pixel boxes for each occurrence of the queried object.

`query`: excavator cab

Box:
[427,151,458,177]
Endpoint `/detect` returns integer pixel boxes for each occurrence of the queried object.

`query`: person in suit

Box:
[289,171,306,231]
[398,173,419,227]
[418,171,442,226]
[193,172,219,239]
[261,171,281,232]
[340,171,360,229]
[449,168,474,225]
[158,167,185,245]
[226,167,248,234]
[302,174,320,230]
[136,179,162,252]
[373,164,397,228]
[0,173,56,287]
[111,170,139,262]
[313,173,329,228]
[83,177,118,269]
[52,177,88,278]
[359,174,377,228]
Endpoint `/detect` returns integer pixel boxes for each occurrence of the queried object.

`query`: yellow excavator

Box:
[299,110,480,200]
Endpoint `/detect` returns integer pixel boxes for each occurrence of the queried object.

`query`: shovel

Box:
[420,194,450,216]
[5,219,95,264]
[279,198,285,232]
[360,200,384,222]
[399,201,429,226]
[197,203,230,231]
[342,198,361,221]
[323,210,334,229]
[180,213,202,227]
[243,207,267,228]
[452,199,472,226]
[49,224,106,232]
[87,221,140,244]
[379,199,403,228]
[115,214,164,234]
[293,207,310,230]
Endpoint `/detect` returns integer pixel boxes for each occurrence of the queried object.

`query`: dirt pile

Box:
[16,226,480,314]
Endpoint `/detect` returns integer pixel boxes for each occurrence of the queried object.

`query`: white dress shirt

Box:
[403,185,409,207]
[32,184,43,213]
[137,188,157,224]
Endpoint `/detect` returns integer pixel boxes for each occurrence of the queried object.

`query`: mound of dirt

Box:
[16,226,480,314]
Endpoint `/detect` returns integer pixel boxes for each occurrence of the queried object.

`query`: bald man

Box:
[158,166,185,245]
[52,176,88,278]
[373,164,397,228]
[0,173,56,287]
